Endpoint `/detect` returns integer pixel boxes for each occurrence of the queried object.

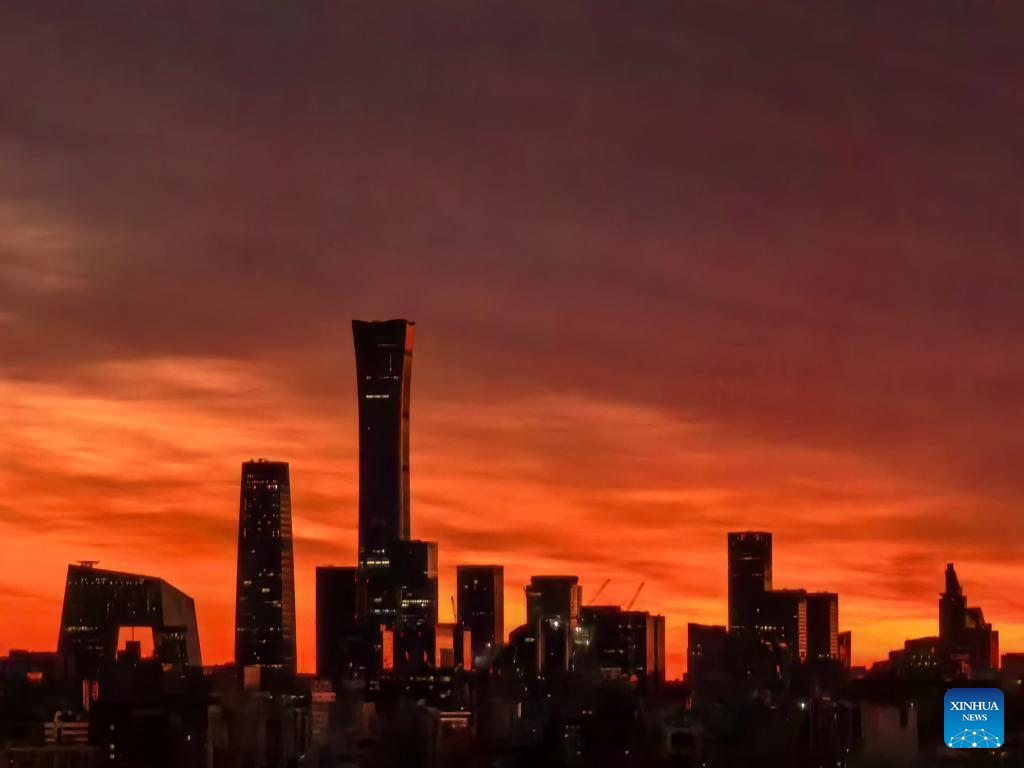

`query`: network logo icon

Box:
[944,688,1004,750]
[947,728,1001,748]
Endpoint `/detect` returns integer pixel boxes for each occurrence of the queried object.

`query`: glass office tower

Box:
[352,319,415,570]
[234,459,297,672]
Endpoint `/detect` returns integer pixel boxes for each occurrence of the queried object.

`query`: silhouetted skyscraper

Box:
[235,460,297,672]
[806,592,839,662]
[939,562,967,642]
[457,565,504,667]
[761,588,807,661]
[525,576,582,631]
[727,531,772,634]
[316,566,366,680]
[687,623,728,684]
[352,319,414,569]
[580,606,666,688]
[525,576,582,675]
[939,562,998,673]
[395,539,439,630]
[386,540,438,674]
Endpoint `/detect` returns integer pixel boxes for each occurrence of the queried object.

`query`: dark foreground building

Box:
[316,566,365,681]
[580,606,666,687]
[457,565,505,667]
[518,576,583,675]
[234,459,297,673]
[57,563,201,680]
[761,588,808,661]
[393,540,439,630]
[525,576,582,631]
[687,623,729,683]
[806,591,840,663]
[727,531,772,635]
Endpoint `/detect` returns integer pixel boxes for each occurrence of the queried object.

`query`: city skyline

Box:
[4,0,1024,683]
[2,319,1020,679]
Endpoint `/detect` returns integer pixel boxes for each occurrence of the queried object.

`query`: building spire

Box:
[944,562,962,597]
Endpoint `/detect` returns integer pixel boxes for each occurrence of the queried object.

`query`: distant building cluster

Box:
[875,562,999,678]
[2,318,1023,768]
[686,531,849,698]
[309,320,666,690]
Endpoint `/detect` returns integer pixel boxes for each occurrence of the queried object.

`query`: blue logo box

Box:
[944,688,1004,749]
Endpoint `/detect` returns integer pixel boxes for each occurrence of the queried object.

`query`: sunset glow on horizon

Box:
[4,352,1024,679]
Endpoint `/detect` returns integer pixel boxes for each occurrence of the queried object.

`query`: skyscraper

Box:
[525,575,582,631]
[760,588,807,661]
[394,539,439,630]
[806,592,840,662]
[390,540,439,674]
[687,623,729,684]
[579,606,666,688]
[457,565,505,667]
[524,576,582,674]
[727,531,772,634]
[352,319,414,570]
[234,460,297,672]
[939,563,998,673]
[316,566,366,680]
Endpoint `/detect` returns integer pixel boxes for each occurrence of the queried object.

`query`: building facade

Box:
[580,606,665,687]
[727,531,772,635]
[394,539,439,630]
[457,565,504,667]
[57,563,201,681]
[806,592,839,662]
[352,319,415,570]
[315,566,365,680]
[234,460,297,672]
[761,588,807,661]
[525,576,582,631]
[687,623,729,683]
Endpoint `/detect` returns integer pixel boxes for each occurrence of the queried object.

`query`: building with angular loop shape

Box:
[57,563,201,680]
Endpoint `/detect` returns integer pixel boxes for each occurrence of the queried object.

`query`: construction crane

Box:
[625,581,645,611]
[585,578,611,605]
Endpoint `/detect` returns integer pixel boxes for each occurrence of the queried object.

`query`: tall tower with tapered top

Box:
[352,319,415,569]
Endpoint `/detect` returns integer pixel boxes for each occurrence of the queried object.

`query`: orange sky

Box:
[2,1,1024,681]
[3,354,1023,679]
